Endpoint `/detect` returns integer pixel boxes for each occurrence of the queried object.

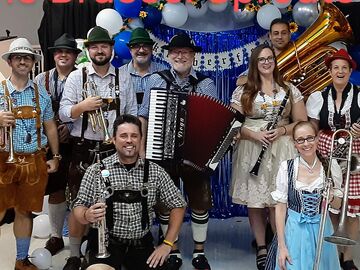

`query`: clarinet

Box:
[249,91,290,176]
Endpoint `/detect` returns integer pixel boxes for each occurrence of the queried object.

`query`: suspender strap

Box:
[115,67,120,118]
[81,67,88,142]
[157,70,177,90]
[45,71,50,95]
[141,159,150,230]
[104,159,150,231]
[34,83,42,150]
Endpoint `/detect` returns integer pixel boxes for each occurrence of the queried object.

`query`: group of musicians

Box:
[0,17,359,270]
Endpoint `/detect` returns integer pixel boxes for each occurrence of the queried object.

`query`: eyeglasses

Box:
[294,135,316,144]
[10,54,34,62]
[169,49,194,57]
[130,44,153,51]
[258,56,275,64]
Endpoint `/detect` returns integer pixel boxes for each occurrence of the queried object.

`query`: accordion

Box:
[146,88,245,171]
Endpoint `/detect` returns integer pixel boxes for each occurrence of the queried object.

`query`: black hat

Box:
[48,33,82,54]
[84,26,115,47]
[161,33,202,52]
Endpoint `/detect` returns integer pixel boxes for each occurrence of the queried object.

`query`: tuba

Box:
[277,2,353,97]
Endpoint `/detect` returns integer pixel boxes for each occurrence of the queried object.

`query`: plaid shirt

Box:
[73,153,186,239]
[0,79,53,153]
[138,68,217,119]
[59,64,138,140]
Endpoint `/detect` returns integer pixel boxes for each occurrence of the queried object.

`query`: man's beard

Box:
[91,54,111,66]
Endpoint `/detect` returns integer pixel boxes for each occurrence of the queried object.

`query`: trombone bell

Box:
[324,234,357,246]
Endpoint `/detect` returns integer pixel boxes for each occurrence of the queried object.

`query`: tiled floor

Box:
[0,217,359,270]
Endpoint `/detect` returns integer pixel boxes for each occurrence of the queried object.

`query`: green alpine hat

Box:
[127,28,155,47]
[84,26,115,47]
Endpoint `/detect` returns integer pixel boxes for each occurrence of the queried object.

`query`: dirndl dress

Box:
[271,159,340,270]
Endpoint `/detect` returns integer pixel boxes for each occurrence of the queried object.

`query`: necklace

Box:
[299,156,318,174]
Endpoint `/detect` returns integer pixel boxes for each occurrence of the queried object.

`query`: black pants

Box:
[87,229,167,270]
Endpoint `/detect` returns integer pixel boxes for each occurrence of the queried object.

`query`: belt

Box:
[109,232,153,247]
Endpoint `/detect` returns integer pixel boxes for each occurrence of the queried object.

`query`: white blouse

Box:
[271,157,343,203]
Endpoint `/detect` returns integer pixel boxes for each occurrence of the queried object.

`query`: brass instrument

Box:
[0,95,16,163]
[313,130,357,270]
[95,150,111,259]
[82,80,112,144]
[277,2,353,97]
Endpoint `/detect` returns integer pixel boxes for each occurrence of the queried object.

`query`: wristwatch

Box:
[53,154,62,160]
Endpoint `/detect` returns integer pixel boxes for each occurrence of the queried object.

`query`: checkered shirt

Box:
[138,68,217,119]
[73,153,186,239]
[317,131,360,214]
[118,60,167,94]
[0,79,53,153]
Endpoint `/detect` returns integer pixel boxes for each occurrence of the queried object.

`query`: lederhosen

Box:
[153,70,213,210]
[0,80,48,212]
[68,67,121,200]
[86,160,162,270]
[44,70,72,194]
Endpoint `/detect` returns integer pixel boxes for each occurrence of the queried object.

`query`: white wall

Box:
[0,0,43,45]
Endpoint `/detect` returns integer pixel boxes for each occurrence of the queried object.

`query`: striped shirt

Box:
[73,153,186,239]
[34,68,73,131]
[138,68,217,119]
[0,79,54,153]
[118,60,167,94]
[59,64,138,140]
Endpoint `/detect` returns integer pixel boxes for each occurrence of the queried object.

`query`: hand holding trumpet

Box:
[81,95,103,112]
[0,111,15,127]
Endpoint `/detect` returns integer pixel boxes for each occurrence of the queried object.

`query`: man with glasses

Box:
[59,26,137,270]
[0,37,59,270]
[119,28,166,108]
[139,32,217,270]
[34,33,81,257]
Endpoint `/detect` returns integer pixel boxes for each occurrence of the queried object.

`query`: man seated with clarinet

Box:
[72,114,186,270]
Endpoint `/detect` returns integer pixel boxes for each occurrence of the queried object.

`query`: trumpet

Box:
[313,129,357,270]
[95,150,111,259]
[82,80,112,144]
[0,95,16,163]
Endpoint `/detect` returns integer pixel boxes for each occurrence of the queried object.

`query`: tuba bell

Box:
[277,2,353,98]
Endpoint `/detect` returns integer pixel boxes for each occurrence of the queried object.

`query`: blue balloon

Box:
[142,6,162,29]
[111,54,123,68]
[350,70,360,86]
[291,26,305,42]
[349,45,360,71]
[114,31,132,60]
[114,0,142,19]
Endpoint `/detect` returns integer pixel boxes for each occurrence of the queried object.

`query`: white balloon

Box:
[256,4,281,30]
[32,214,51,239]
[31,248,52,269]
[208,0,228,13]
[96,8,124,36]
[128,18,144,29]
[186,1,208,18]
[272,0,291,9]
[81,240,88,256]
[162,3,189,28]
